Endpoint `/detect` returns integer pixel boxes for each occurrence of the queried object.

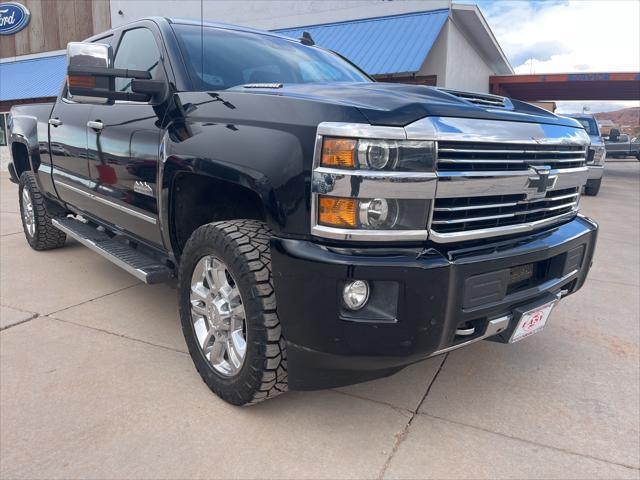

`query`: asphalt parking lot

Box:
[1,161,639,480]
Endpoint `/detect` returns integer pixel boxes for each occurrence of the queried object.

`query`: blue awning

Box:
[274,9,449,76]
[0,55,66,102]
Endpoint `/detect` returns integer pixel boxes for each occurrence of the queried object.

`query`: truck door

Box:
[86,26,166,247]
[48,96,93,212]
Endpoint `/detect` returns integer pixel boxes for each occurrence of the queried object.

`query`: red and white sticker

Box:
[510,301,557,343]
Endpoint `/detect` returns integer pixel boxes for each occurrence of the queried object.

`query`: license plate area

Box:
[509,296,559,343]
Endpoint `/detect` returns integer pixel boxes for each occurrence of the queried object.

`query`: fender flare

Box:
[8,111,49,194]
[158,132,284,255]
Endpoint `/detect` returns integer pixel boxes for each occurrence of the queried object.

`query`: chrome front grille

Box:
[430,138,589,242]
[431,187,580,235]
[437,142,587,172]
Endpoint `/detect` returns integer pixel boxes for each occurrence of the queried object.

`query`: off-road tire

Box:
[18,172,66,250]
[584,178,601,196]
[178,219,287,406]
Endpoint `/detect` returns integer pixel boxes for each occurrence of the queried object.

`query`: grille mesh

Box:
[438,142,587,172]
[431,187,580,234]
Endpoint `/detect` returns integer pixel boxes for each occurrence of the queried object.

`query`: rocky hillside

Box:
[595,107,640,136]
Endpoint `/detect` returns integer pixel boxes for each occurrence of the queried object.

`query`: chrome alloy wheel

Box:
[21,187,35,237]
[190,255,247,377]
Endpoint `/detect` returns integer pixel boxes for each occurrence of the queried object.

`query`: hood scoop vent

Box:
[242,83,283,89]
[439,88,513,110]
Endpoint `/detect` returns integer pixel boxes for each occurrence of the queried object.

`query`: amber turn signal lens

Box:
[67,75,97,88]
[318,196,357,228]
[321,138,356,168]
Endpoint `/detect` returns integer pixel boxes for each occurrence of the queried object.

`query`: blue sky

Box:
[458,0,640,113]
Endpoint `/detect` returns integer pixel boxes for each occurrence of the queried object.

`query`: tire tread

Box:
[179,219,287,405]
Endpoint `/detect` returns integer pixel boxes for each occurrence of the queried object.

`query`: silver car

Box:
[565,114,605,196]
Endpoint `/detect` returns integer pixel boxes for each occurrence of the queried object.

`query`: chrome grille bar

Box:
[431,187,581,238]
[526,192,579,203]
[438,148,585,155]
[431,201,579,225]
[439,157,585,164]
[436,167,588,198]
[434,192,579,212]
[434,201,519,212]
[437,142,587,173]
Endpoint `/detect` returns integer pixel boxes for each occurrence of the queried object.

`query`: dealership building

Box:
[0,0,513,160]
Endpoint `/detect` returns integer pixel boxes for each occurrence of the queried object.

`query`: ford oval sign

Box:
[0,2,30,35]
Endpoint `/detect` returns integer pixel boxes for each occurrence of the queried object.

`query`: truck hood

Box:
[231,82,582,128]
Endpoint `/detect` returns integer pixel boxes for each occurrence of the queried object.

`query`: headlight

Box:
[320,137,435,171]
[359,198,398,228]
[318,196,428,231]
[312,123,436,242]
[358,140,399,169]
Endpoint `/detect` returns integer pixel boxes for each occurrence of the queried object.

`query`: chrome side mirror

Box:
[66,42,114,103]
[66,41,165,104]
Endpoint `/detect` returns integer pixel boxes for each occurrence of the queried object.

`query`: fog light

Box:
[342,280,370,311]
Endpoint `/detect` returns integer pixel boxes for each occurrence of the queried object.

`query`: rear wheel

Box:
[584,178,602,196]
[18,172,66,250]
[178,220,287,406]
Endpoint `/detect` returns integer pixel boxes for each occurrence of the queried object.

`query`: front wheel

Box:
[178,220,287,406]
[584,178,602,196]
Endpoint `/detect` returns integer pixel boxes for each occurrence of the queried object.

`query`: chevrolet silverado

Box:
[8,17,598,406]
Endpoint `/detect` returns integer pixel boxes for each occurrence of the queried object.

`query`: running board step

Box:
[52,217,173,284]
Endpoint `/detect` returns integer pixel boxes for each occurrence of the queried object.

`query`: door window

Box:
[113,28,161,93]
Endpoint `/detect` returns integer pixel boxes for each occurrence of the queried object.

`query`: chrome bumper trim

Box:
[310,225,428,241]
[428,315,511,357]
[587,165,605,180]
[428,288,567,358]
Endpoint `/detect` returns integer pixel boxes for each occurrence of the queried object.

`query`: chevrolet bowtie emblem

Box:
[526,165,557,199]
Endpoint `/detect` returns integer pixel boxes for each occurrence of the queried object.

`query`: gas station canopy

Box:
[490,72,640,101]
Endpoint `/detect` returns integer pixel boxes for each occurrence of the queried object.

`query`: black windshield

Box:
[173,24,371,90]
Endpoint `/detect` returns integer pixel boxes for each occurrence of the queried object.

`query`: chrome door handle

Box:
[48,118,62,127]
[87,120,104,131]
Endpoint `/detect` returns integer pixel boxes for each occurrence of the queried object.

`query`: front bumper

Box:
[587,164,604,180]
[271,216,598,390]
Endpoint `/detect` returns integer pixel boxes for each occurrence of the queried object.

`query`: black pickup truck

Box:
[8,17,598,406]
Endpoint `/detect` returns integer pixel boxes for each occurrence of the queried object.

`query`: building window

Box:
[0,114,7,147]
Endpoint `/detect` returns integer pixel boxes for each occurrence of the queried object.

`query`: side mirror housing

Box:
[66,42,166,104]
[67,42,114,103]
